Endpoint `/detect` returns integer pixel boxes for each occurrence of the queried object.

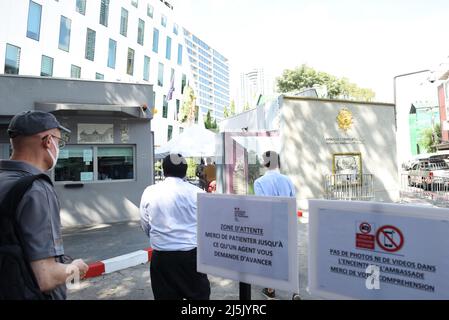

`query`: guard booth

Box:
[0,75,154,227]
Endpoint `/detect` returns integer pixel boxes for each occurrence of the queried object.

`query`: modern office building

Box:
[0,0,230,146]
[183,28,230,121]
[239,67,277,108]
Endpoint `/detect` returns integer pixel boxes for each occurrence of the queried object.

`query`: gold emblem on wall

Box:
[337,108,354,132]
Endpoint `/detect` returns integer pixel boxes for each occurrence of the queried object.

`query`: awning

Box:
[35,102,152,120]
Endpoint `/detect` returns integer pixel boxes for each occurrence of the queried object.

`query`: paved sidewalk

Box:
[63,221,149,264]
[64,221,315,300]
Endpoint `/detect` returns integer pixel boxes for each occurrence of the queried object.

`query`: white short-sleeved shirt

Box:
[140,177,205,251]
[254,169,296,197]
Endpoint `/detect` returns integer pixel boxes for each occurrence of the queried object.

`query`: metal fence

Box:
[400,173,449,207]
[324,174,374,201]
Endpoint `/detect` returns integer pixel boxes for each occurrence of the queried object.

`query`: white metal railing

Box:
[324,174,374,201]
[400,173,449,207]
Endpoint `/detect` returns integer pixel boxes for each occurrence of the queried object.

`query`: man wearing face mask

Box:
[0,111,89,300]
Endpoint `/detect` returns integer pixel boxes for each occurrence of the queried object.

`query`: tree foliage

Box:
[224,100,237,119]
[204,110,218,132]
[419,123,442,153]
[277,64,375,102]
[179,85,197,124]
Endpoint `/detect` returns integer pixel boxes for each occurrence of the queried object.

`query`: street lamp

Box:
[393,69,430,131]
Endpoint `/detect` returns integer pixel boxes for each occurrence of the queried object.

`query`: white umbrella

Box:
[155,124,217,158]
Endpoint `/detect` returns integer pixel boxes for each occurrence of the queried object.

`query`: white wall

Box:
[281,97,399,210]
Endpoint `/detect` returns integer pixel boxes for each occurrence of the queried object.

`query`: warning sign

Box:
[309,200,449,300]
[376,225,404,253]
[355,222,375,250]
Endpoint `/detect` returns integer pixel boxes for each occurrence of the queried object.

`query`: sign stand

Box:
[197,194,299,300]
[239,282,251,300]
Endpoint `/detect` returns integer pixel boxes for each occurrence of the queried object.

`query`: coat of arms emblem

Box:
[337,108,353,132]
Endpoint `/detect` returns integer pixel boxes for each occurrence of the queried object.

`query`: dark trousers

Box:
[150,248,211,300]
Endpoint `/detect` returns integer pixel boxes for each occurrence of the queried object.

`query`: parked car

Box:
[408,159,449,190]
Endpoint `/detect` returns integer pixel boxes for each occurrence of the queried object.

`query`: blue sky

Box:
[174,0,449,102]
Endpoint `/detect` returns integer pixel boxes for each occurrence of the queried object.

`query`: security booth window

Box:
[55,146,94,182]
[54,146,135,182]
[97,147,134,181]
[0,144,12,160]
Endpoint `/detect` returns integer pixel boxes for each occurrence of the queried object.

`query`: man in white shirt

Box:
[140,154,210,300]
[254,151,297,300]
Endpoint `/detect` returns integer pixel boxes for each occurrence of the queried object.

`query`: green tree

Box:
[223,106,229,118]
[419,123,442,153]
[204,110,218,131]
[229,100,236,116]
[277,64,375,101]
[223,100,237,118]
[205,110,212,128]
[179,85,197,124]
[186,158,197,180]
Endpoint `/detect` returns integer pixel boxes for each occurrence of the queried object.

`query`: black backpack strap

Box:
[0,173,53,300]
[0,174,53,220]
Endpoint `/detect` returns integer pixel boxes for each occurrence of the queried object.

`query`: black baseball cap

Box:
[7,111,71,138]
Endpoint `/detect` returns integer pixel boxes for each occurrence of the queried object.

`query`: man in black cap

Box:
[0,111,88,300]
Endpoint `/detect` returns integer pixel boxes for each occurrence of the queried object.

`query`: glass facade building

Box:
[0,0,229,145]
[183,28,230,121]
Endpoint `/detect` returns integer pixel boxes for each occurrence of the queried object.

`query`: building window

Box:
[26,1,42,41]
[161,14,167,27]
[147,4,154,18]
[167,125,173,141]
[107,39,117,69]
[85,28,96,61]
[120,8,128,37]
[55,146,134,182]
[55,146,94,182]
[0,144,12,160]
[127,48,135,76]
[143,56,150,81]
[179,127,184,134]
[152,93,156,111]
[176,100,180,120]
[158,63,164,87]
[5,44,21,75]
[58,16,71,52]
[96,73,104,80]
[152,28,159,53]
[177,44,183,66]
[166,36,172,60]
[137,19,145,45]
[98,147,134,180]
[76,0,86,15]
[131,0,138,8]
[181,74,187,94]
[173,23,179,35]
[163,97,168,118]
[99,0,110,27]
[40,55,53,77]
[71,65,81,78]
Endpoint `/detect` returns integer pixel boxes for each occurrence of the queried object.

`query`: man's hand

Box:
[70,259,89,279]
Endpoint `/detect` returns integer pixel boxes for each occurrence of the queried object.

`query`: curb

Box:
[84,212,307,279]
[85,248,153,279]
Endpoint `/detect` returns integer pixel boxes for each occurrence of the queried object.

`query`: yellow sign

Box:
[337,108,353,132]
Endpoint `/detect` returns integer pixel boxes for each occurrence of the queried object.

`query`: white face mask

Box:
[46,137,60,172]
